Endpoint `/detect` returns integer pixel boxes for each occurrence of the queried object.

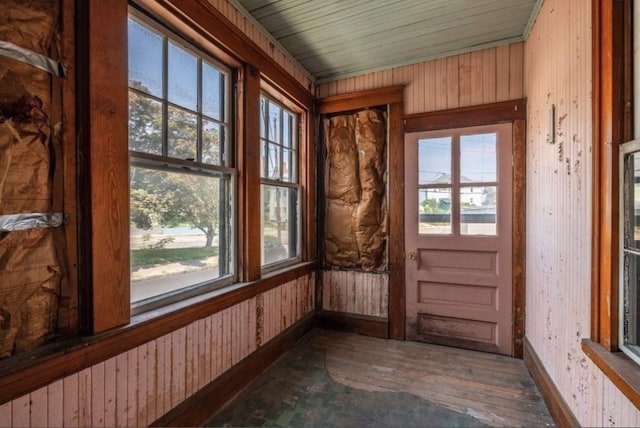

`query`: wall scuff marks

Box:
[0,1,63,357]
[323,109,387,271]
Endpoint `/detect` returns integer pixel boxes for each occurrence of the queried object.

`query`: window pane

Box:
[282,148,295,182]
[622,251,640,354]
[167,106,197,160]
[128,18,163,97]
[168,42,198,110]
[267,143,281,179]
[419,137,451,185]
[203,63,223,121]
[268,101,281,143]
[625,152,640,249]
[130,167,229,303]
[261,185,297,265]
[260,98,268,139]
[419,188,451,234]
[128,91,162,155]
[202,120,222,165]
[283,112,292,148]
[461,186,497,235]
[461,133,497,183]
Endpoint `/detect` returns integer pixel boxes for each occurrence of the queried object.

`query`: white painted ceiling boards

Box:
[230,0,543,82]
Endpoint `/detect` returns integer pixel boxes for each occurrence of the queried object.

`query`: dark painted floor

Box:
[205,331,492,428]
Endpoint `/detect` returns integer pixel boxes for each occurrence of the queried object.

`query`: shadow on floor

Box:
[205,332,489,428]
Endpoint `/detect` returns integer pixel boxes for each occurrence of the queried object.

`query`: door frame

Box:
[394,99,527,357]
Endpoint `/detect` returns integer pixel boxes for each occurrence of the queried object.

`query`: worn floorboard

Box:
[205,329,554,427]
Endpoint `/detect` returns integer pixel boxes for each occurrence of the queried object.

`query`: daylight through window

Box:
[128,13,235,310]
[260,94,300,268]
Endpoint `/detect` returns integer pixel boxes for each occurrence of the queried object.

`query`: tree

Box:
[128,82,222,248]
[482,187,496,206]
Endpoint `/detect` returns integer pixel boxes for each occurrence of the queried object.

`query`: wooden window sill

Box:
[582,339,640,409]
[0,261,316,405]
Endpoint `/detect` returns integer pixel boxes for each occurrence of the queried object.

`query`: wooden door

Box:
[405,123,513,355]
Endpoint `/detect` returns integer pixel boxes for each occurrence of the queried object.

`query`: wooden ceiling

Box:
[230,0,542,83]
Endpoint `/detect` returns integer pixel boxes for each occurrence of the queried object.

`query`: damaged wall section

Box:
[323,109,387,271]
[0,0,67,357]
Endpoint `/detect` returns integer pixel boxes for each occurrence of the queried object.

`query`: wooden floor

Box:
[209,328,554,427]
[317,330,553,427]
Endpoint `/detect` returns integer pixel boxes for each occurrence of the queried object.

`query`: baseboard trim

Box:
[151,313,316,427]
[523,337,580,427]
[318,310,388,338]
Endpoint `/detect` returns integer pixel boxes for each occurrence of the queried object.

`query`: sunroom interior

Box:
[0,0,639,426]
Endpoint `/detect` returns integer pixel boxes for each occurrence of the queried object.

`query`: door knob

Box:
[408,251,417,260]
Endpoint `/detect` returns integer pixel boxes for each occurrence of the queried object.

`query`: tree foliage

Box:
[128,82,223,248]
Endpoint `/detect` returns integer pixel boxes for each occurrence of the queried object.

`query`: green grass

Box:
[131,246,218,268]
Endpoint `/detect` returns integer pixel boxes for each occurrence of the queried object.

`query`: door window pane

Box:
[461,186,497,235]
[419,188,451,234]
[418,137,451,185]
[460,133,497,183]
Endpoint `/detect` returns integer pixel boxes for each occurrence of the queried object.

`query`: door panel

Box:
[405,123,513,355]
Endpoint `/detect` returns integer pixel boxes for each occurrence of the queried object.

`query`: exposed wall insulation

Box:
[321,270,388,318]
[0,0,63,357]
[324,109,387,271]
[0,274,315,427]
[316,42,524,115]
[525,0,640,425]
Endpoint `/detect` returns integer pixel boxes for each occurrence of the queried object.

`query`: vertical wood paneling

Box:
[525,0,640,425]
[46,380,63,428]
[62,373,79,428]
[317,42,525,115]
[115,353,128,428]
[90,362,105,428]
[0,402,11,427]
[137,344,148,428]
[322,270,389,318]
[78,368,92,428]
[1,273,314,428]
[103,357,116,428]
[29,386,47,428]
[11,395,29,428]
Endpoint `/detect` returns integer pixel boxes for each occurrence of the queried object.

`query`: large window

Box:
[621,141,640,365]
[260,94,300,268]
[128,13,234,310]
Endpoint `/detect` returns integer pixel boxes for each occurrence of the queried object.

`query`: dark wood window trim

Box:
[403,99,526,357]
[0,0,317,406]
[588,0,640,410]
[316,85,405,339]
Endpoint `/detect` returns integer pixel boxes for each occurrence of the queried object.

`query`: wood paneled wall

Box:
[321,271,388,319]
[316,42,524,115]
[207,0,313,92]
[0,274,314,427]
[0,1,315,425]
[525,0,640,425]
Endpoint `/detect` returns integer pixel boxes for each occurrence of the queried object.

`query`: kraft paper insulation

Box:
[0,0,61,357]
[324,109,387,271]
